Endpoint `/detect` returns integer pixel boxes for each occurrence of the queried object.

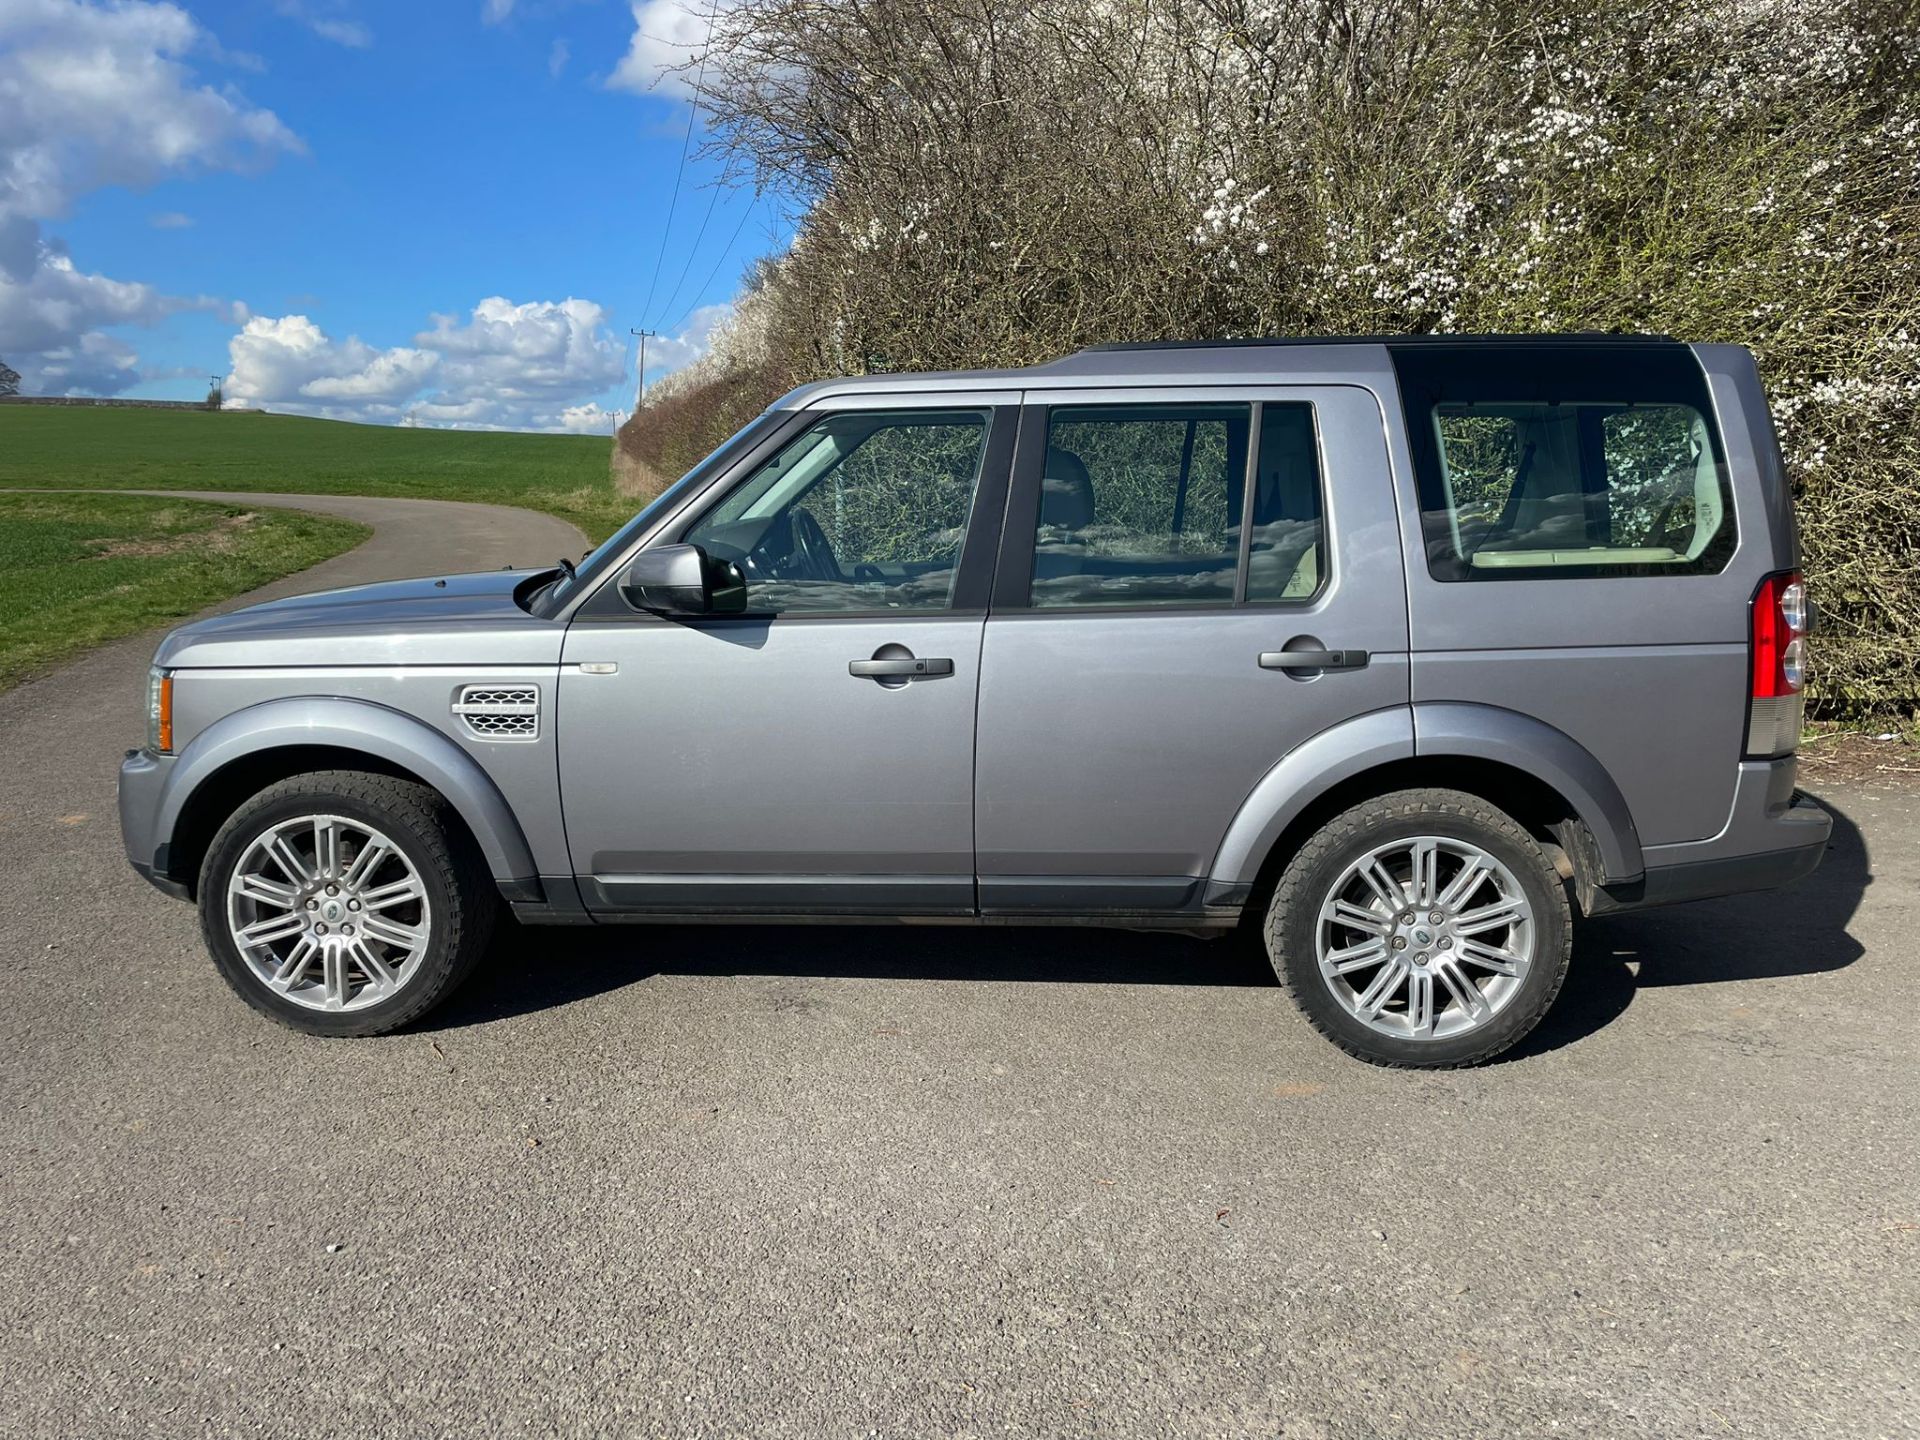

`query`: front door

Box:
[973,386,1411,914]
[557,399,1016,916]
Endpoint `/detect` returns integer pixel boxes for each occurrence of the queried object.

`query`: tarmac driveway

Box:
[0,495,1913,1439]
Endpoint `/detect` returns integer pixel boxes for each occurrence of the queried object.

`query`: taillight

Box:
[1745,571,1807,758]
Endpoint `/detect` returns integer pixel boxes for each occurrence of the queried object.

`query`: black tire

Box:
[197,770,497,1037]
[1264,788,1572,1068]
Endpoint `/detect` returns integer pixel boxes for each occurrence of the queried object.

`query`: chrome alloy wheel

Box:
[224,814,431,1013]
[1314,836,1535,1041]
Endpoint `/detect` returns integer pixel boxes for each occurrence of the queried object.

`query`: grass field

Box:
[0,492,368,691]
[0,405,638,541]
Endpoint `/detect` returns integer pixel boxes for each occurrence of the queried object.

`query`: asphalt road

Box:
[1,496,1914,1439]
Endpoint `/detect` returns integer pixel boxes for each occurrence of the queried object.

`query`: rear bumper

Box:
[1591,758,1831,915]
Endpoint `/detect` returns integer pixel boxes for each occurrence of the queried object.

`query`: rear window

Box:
[1394,346,1735,581]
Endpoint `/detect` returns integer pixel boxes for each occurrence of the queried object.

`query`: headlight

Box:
[146,667,174,754]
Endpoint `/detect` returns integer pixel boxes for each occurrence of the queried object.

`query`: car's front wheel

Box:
[1264,788,1572,1068]
[197,771,495,1036]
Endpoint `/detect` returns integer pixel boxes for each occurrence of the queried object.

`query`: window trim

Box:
[992,396,1330,615]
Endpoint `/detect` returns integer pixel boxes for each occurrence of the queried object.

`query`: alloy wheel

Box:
[224,813,432,1012]
[1314,835,1535,1041]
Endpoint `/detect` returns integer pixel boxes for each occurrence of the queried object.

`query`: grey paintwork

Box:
[119,336,1828,927]
[1381,346,1788,846]
[557,611,984,912]
[153,569,565,671]
[143,694,542,879]
[975,384,1408,904]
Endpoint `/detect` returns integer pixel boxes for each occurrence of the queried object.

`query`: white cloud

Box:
[225,298,643,432]
[556,403,619,434]
[418,295,627,406]
[226,314,438,411]
[21,330,141,396]
[0,0,298,392]
[308,17,370,46]
[149,211,194,229]
[273,2,371,49]
[0,242,239,394]
[0,0,301,253]
[607,0,715,99]
[548,36,569,77]
[482,0,516,24]
[642,301,731,374]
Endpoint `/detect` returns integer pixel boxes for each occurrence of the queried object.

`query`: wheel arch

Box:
[1207,703,1643,916]
[154,697,539,900]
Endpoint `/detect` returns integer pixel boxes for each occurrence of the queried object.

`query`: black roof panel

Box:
[1080,333,1678,352]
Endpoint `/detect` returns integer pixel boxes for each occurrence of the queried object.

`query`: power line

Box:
[663,197,758,340]
[652,178,725,336]
[639,6,720,330]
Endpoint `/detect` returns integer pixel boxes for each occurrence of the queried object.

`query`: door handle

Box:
[1258,649,1370,671]
[849,657,954,679]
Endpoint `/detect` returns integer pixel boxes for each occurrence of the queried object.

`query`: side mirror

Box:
[620,543,747,616]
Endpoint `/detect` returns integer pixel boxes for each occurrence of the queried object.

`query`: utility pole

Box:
[629,328,657,410]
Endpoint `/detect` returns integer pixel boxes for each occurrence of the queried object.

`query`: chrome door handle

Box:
[849,657,954,679]
[1258,649,1370,671]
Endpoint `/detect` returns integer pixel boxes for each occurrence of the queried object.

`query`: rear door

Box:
[973,386,1410,915]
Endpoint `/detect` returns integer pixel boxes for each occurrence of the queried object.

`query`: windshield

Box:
[531,410,788,616]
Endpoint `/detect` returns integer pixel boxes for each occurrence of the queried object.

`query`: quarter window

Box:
[1396,346,1735,580]
[686,409,989,614]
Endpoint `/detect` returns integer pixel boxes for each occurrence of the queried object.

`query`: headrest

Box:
[1041,446,1095,529]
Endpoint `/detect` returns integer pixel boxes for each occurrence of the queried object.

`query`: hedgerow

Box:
[623,0,1920,715]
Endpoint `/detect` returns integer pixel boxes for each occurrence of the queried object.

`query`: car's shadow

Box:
[425,797,1872,1059]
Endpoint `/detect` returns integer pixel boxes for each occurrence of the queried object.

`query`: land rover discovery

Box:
[118,336,1831,1066]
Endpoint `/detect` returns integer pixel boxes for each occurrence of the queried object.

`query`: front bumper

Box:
[118,748,190,900]
[1591,757,1832,914]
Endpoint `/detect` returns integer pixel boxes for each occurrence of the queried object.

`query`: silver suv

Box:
[118,337,1830,1066]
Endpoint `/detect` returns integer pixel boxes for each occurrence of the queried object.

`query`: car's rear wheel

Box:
[197,771,495,1037]
[1264,788,1571,1068]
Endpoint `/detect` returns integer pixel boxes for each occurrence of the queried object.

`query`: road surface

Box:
[0,493,1913,1438]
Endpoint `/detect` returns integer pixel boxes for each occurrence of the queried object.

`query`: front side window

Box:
[686,409,989,614]
[1396,346,1735,581]
[1026,402,1326,608]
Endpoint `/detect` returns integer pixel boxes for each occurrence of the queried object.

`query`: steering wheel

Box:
[787,506,842,582]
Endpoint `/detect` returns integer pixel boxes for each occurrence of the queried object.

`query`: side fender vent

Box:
[453,684,539,741]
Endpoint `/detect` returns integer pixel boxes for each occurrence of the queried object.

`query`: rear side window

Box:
[1395,347,1735,581]
[1026,402,1325,607]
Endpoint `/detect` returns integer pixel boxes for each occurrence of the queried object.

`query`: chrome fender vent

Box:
[453,684,539,741]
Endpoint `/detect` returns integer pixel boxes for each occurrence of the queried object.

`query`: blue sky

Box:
[0,0,785,430]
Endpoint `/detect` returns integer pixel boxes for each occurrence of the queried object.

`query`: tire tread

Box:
[197,770,495,1037]
[1265,787,1572,1068]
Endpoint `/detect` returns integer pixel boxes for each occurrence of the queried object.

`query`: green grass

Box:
[0,405,638,541]
[0,492,369,691]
